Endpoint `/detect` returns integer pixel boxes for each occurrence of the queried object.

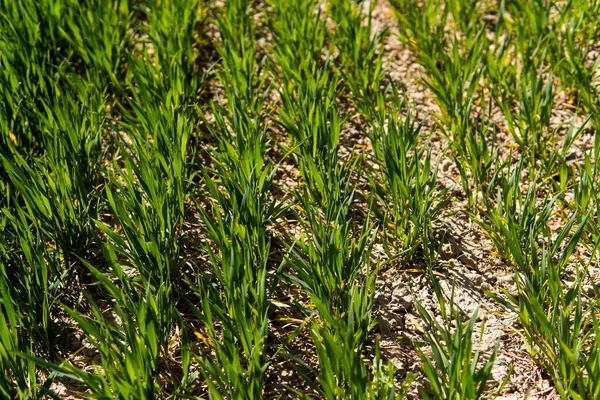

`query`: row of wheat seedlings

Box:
[392,0,600,397]
[0,0,208,397]
[269,0,411,397]
[0,0,132,396]
[188,0,285,396]
[55,0,203,395]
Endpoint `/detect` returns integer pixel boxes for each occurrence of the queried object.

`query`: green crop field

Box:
[0,0,599,398]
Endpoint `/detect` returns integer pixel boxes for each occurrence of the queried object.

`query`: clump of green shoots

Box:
[498,48,557,168]
[327,0,387,120]
[2,86,105,265]
[0,239,52,398]
[492,213,599,398]
[369,92,449,264]
[552,0,600,114]
[308,284,413,399]
[453,99,501,209]
[572,154,600,252]
[0,82,107,375]
[391,0,486,209]
[416,273,502,399]
[39,264,167,398]
[284,101,406,398]
[268,0,328,90]
[479,156,600,398]
[475,160,563,295]
[194,96,278,397]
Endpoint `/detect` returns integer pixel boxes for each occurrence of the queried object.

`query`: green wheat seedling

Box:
[191,218,271,399]
[390,0,447,60]
[553,0,600,114]
[0,8,62,155]
[541,115,591,196]
[453,98,501,210]
[0,271,40,399]
[0,2,132,395]
[509,263,600,399]
[98,111,192,347]
[288,180,373,319]
[0,0,121,99]
[0,208,65,354]
[392,0,487,124]
[206,0,279,235]
[34,85,201,396]
[481,161,590,313]
[416,274,501,399]
[499,48,557,167]
[503,0,554,59]
[307,281,412,399]
[0,208,66,397]
[474,160,558,280]
[490,207,586,308]
[274,24,397,393]
[480,150,599,397]
[278,71,347,208]
[491,214,598,399]
[298,225,414,399]
[571,155,600,256]
[95,0,205,326]
[268,0,328,90]
[84,3,204,354]
[487,51,591,191]
[194,104,276,399]
[551,0,600,172]
[287,146,401,398]
[426,29,486,151]
[370,339,415,400]
[0,85,106,364]
[271,1,342,202]
[573,155,597,216]
[0,0,132,157]
[421,29,485,148]
[28,263,169,399]
[278,70,341,159]
[486,2,565,173]
[281,77,367,313]
[49,0,133,84]
[392,0,487,205]
[485,34,518,113]
[2,85,105,265]
[446,0,483,35]
[97,51,196,354]
[215,0,266,114]
[595,112,600,178]
[146,0,205,78]
[126,0,206,117]
[203,100,279,222]
[327,0,387,120]
[369,95,449,263]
